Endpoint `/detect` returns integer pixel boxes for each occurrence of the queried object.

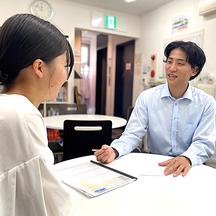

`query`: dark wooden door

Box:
[114,40,135,118]
[96,48,107,114]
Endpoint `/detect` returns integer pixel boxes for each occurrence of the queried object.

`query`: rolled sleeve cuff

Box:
[182,152,206,166]
[111,140,133,158]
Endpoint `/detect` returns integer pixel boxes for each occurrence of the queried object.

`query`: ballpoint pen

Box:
[92,149,100,152]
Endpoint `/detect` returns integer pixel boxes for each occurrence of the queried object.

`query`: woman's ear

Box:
[32,59,44,79]
[191,66,198,77]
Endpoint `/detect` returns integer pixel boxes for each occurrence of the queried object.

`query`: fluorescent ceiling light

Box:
[124,0,136,3]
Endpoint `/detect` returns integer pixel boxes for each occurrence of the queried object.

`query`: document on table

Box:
[57,160,137,197]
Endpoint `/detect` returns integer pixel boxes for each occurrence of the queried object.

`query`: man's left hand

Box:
[158,156,191,177]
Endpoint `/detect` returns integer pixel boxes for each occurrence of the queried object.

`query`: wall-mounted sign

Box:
[125,62,132,71]
[91,12,122,31]
[105,16,117,30]
[172,16,188,31]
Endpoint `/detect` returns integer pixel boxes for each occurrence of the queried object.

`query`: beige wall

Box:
[3,0,215,109]
[0,0,141,105]
[132,0,216,104]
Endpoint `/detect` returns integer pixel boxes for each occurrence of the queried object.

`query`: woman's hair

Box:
[164,41,206,80]
[0,13,74,86]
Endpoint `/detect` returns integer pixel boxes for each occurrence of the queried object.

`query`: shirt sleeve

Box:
[25,111,54,165]
[182,96,216,166]
[111,92,149,157]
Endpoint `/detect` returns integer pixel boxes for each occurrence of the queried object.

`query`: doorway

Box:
[114,40,135,119]
[74,29,135,116]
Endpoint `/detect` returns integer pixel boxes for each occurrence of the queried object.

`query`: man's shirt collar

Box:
[161,83,193,101]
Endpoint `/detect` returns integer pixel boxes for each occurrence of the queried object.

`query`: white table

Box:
[54,153,216,216]
[43,114,127,130]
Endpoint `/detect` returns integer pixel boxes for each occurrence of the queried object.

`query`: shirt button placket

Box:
[171,101,178,154]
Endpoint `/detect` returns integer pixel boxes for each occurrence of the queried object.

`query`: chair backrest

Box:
[46,104,87,163]
[63,120,112,160]
[127,106,134,120]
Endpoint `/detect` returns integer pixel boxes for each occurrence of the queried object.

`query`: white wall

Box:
[3,0,216,107]
[0,0,141,104]
[0,0,141,39]
[133,0,216,103]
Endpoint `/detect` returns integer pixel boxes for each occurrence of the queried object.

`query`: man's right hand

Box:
[94,145,116,164]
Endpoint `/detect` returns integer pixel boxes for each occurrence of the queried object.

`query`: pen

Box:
[92,149,100,152]
[92,146,110,153]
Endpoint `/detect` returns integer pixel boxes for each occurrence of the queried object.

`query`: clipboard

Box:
[58,160,137,197]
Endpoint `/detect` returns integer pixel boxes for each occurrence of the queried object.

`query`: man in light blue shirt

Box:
[95,41,216,177]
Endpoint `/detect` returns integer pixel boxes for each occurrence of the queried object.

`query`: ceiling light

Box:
[124,0,136,3]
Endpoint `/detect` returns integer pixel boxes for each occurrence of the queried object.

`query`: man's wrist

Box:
[180,155,192,166]
[112,147,119,159]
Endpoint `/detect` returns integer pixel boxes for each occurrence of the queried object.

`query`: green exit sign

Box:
[105,16,117,30]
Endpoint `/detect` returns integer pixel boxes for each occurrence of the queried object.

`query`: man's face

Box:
[165,48,197,88]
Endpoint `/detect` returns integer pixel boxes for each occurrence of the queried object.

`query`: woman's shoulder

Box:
[0,94,41,115]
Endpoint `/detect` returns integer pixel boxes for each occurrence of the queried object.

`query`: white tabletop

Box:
[43,114,127,130]
[54,153,216,216]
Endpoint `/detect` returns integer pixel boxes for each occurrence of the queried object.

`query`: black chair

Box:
[126,106,134,120]
[111,106,134,140]
[63,120,112,160]
[47,104,87,163]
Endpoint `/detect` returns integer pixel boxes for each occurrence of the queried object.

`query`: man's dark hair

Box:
[0,13,74,86]
[164,41,206,80]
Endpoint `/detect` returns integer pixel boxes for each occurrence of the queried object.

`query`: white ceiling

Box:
[69,0,173,15]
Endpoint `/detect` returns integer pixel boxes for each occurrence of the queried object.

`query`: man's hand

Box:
[94,145,117,164]
[158,156,191,177]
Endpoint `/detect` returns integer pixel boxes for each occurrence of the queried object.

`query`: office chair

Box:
[47,104,87,163]
[126,106,134,120]
[112,106,134,140]
[63,120,112,160]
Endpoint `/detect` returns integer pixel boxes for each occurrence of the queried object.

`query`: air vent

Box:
[199,0,216,16]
